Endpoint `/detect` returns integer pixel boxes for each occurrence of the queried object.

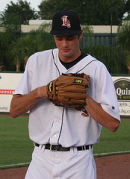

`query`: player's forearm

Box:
[10,86,47,118]
[85,94,120,132]
[10,88,40,118]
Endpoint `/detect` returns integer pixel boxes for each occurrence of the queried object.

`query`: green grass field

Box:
[0,116,130,169]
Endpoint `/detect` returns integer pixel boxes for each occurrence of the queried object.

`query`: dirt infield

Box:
[96,154,130,179]
[0,154,129,179]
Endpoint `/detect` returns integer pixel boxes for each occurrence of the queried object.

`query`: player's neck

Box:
[59,49,81,63]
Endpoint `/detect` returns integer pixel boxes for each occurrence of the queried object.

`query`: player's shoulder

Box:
[86,54,107,68]
[26,49,58,64]
[31,49,54,59]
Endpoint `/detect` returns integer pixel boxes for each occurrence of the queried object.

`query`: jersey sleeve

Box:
[13,55,33,95]
[95,64,120,121]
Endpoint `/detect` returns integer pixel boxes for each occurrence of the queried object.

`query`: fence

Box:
[80,33,117,49]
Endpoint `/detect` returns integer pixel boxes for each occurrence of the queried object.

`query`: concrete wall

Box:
[0,19,118,33]
[21,24,118,33]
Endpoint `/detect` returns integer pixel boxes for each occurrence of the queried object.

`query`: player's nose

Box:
[62,39,69,47]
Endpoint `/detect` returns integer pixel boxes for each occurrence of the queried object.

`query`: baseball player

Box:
[10,10,120,179]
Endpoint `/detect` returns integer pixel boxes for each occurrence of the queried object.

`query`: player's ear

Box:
[79,29,83,40]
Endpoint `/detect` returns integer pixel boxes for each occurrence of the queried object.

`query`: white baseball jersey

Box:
[14,48,120,147]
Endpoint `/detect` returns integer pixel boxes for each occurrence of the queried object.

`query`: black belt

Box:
[35,143,91,151]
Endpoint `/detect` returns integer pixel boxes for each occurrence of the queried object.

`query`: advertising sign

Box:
[0,73,130,117]
[0,73,23,112]
[112,76,130,117]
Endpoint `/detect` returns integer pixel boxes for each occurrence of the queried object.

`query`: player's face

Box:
[54,30,83,62]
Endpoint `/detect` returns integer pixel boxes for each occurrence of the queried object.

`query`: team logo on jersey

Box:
[74,79,83,83]
[48,81,53,93]
[61,15,71,28]
[75,107,89,117]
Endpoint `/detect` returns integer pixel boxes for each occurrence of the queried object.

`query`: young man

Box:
[10,10,120,179]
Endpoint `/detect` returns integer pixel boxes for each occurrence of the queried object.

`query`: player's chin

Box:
[62,51,73,58]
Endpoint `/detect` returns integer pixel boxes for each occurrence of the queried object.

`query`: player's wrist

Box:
[37,86,48,99]
[37,87,41,98]
[85,94,89,106]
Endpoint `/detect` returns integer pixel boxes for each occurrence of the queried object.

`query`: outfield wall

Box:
[0,72,130,117]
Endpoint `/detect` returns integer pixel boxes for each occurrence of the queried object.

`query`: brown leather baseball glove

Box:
[47,73,90,107]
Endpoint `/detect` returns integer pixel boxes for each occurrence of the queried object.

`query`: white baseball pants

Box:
[25,145,96,179]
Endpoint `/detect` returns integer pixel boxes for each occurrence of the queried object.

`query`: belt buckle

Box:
[50,145,58,151]
[50,145,53,151]
[82,146,86,150]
